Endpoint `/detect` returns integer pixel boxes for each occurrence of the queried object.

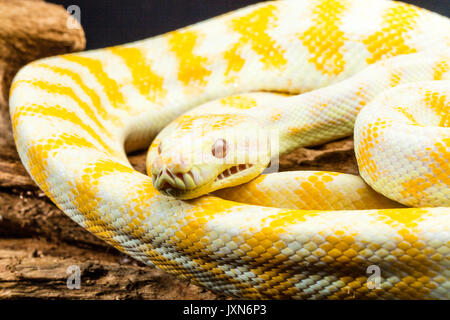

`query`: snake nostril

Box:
[157,142,162,154]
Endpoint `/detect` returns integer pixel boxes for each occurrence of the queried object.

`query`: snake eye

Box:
[212,139,227,158]
[158,142,162,154]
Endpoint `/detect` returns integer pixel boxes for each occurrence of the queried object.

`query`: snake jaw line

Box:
[154,163,256,198]
[216,164,254,180]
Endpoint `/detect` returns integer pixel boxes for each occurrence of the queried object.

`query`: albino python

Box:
[9,0,450,299]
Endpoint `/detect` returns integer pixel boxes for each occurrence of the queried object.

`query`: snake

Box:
[8,0,450,299]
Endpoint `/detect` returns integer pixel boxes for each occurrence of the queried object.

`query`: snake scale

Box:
[9,0,450,299]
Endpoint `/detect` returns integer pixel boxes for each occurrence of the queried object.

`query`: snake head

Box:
[147,113,272,199]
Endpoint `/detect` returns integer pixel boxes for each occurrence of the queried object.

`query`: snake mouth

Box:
[153,164,254,197]
[152,169,196,196]
[215,164,254,181]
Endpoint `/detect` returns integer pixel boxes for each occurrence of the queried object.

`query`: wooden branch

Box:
[0,238,222,299]
[279,137,358,175]
[0,0,85,150]
[0,0,85,105]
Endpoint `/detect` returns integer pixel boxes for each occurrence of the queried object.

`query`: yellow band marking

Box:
[356,120,391,181]
[174,114,248,133]
[168,30,212,89]
[224,4,287,80]
[13,103,117,156]
[35,63,122,126]
[425,90,449,127]
[394,106,419,125]
[26,133,100,201]
[433,59,449,80]
[109,46,167,104]
[62,55,130,112]
[299,0,349,76]
[14,79,113,139]
[220,95,258,109]
[69,159,136,251]
[363,3,419,64]
[375,208,428,228]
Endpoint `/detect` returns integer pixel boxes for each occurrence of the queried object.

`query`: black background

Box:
[47,0,450,50]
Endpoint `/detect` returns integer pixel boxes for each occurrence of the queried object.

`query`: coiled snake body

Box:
[9,0,450,299]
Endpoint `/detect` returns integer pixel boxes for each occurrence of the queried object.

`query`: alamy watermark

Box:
[66,265,81,290]
[66,5,81,30]
[155,125,280,173]
[344,265,382,298]
[366,265,381,290]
